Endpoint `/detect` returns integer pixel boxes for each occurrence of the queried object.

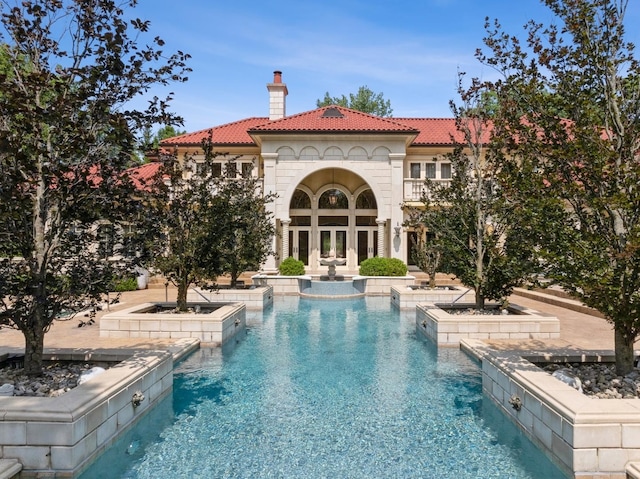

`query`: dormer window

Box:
[321,107,344,118]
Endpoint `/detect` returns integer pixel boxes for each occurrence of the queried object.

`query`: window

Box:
[410,163,421,179]
[241,162,253,178]
[425,163,436,179]
[212,163,222,177]
[440,163,452,179]
[290,189,311,209]
[226,162,237,178]
[356,189,377,209]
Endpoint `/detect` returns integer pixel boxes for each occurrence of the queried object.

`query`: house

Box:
[159,71,466,274]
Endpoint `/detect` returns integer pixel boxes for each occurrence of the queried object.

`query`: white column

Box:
[389,153,406,260]
[262,153,279,273]
[376,219,386,257]
[281,219,291,260]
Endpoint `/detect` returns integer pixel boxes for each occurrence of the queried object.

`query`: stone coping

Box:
[0,343,201,478]
[390,284,474,309]
[462,339,640,478]
[187,285,273,310]
[417,302,560,346]
[253,274,416,296]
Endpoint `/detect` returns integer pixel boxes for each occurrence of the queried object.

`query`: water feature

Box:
[80,296,567,478]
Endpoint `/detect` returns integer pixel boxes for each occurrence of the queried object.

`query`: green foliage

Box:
[359,257,407,276]
[410,235,441,288]
[0,0,189,375]
[113,277,138,292]
[316,85,393,117]
[146,133,276,309]
[278,257,305,276]
[407,73,539,309]
[478,0,640,373]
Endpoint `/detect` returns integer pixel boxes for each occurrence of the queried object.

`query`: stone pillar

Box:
[376,219,386,257]
[281,219,291,260]
[261,152,278,273]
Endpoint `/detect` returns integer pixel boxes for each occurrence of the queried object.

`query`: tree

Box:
[316,85,393,117]
[147,134,275,309]
[479,0,640,373]
[410,234,441,289]
[0,0,190,375]
[407,75,538,309]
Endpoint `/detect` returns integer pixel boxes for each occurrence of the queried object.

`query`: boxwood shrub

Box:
[278,256,305,276]
[359,257,408,276]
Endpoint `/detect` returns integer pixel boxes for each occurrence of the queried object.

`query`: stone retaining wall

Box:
[462,340,640,479]
[390,285,474,309]
[0,350,173,478]
[416,302,560,346]
[100,302,246,346]
[187,285,273,310]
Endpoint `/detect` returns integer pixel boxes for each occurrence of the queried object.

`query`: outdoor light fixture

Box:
[328,169,338,206]
[394,223,402,238]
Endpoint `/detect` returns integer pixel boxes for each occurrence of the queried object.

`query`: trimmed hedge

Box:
[359,257,408,276]
[113,277,138,292]
[278,256,305,276]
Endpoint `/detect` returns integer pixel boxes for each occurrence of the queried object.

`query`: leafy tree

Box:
[0,0,190,376]
[479,0,640,373]
[316,85,393,117]
[410,234,441,289]
[407,75,538,309]
[147,134,275,309]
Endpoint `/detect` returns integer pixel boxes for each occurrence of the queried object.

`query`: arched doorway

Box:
[287,169,379,271]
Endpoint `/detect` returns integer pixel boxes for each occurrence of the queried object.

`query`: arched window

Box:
[290,189,311,209]
[319,189,348,209]
[356,189,377,209]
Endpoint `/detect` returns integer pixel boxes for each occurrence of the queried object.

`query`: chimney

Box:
[267,70,288,120]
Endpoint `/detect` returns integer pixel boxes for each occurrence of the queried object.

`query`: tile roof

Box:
[126,161,162,191]
[159,107,494,148]
[248,106,418,134]
[398,118,493,145]
[160,117,269,146]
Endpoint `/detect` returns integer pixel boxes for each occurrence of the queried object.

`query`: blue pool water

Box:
[81,297,567,478]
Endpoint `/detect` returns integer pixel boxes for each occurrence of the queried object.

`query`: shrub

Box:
[113,277,138,292]
[359,257,408,276]
[278,257,305,276]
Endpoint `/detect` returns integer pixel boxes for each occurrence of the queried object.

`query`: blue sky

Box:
[132,0,640,132]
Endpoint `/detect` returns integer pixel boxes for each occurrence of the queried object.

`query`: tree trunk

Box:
[475,287,485,310]
[176,281,188,311]
[23,323,45,377]
[615,327,636,376]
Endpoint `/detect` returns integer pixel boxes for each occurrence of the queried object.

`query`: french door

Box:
[289,228,310,265]
[357,228,378,264]
[320,229,347,258]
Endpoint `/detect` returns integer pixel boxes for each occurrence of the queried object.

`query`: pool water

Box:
[81,297,566,478]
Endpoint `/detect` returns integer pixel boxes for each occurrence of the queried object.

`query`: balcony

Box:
[403,178,451,201]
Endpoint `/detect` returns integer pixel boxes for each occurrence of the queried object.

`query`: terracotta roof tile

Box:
[248,106,418,134]
[160,117,269,147]
[159,108,493,148]
[126,161,162,191]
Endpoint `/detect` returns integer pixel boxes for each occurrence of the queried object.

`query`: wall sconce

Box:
[394,223,402,238]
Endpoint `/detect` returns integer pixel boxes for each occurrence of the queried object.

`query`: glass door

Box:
[289,229,310,265]
[357,228,378,264]
[320,229,347,258]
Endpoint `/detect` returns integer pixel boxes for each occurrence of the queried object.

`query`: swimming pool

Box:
[81,296,566,478]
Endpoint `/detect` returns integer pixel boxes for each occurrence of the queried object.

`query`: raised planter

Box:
[462,340,640,479]
[187,285,273,310]
[100,302,246,346]
[416,302,560,346]
[0,348,182,478]
[390,285,474,309]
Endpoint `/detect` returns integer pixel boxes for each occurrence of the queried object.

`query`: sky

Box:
[131,0,640,133]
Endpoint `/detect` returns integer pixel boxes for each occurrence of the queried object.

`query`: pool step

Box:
[0,459,22,479]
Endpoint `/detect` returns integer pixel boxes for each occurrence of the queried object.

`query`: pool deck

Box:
[0,279,628,354]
